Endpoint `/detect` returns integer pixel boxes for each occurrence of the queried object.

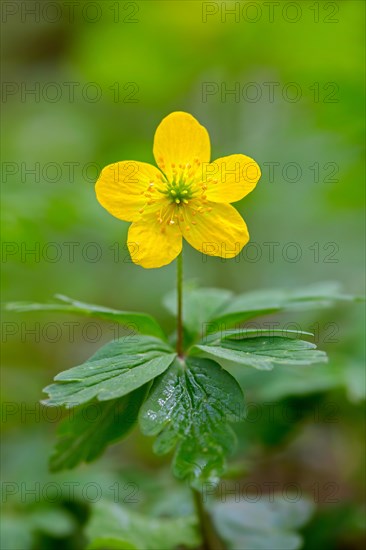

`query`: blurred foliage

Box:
[1,1,365,549]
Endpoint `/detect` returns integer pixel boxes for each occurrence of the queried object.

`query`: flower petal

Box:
[95,161,163,222]
[203,155,261,203]
[153,112,211,181]
[180,202,249,259]
[128,206,182,268]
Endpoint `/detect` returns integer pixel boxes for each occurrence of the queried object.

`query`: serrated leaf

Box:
[193,336,327,371]
[85,500,200,550]
[203,328,315,343]
[43,336,176,407]
[240,357,366,403]
[212,496,314,550]
[50,385,148,472]
[5,294,165,338]
[163,286,232,338]
[210,282,358,329]
[139,357,244,489]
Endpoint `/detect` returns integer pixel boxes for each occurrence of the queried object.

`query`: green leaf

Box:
[239,357,366,403]
[5,294,165,338]
[139,357,244,489]
[88,538,137,550]
[210,282,358,329]
[0,509,76,550]
[29,507,76,537]
[163,286,232,338]
[43,335,176,407]
[193,336,327,371]
[202,328,315,343]
[85,500,200,550]
[49,385,148,472]
[212,495,314,550]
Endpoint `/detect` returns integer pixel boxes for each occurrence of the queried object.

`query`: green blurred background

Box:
[1,1,365,549]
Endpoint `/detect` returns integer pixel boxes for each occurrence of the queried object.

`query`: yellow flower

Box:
[96,112,261,268]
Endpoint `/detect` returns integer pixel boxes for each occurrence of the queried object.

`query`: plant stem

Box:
[192,488,226,550]
[176,250,184,357]
[176,254,225,549]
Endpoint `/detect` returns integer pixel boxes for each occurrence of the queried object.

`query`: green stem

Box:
[176,253,225,549]
[192,489,226,550]
[176,251,184,357]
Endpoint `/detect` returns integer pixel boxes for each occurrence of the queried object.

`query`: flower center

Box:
[165,179,195,205]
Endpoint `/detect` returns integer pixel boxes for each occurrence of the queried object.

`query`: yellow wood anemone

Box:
[96,112,261,268]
